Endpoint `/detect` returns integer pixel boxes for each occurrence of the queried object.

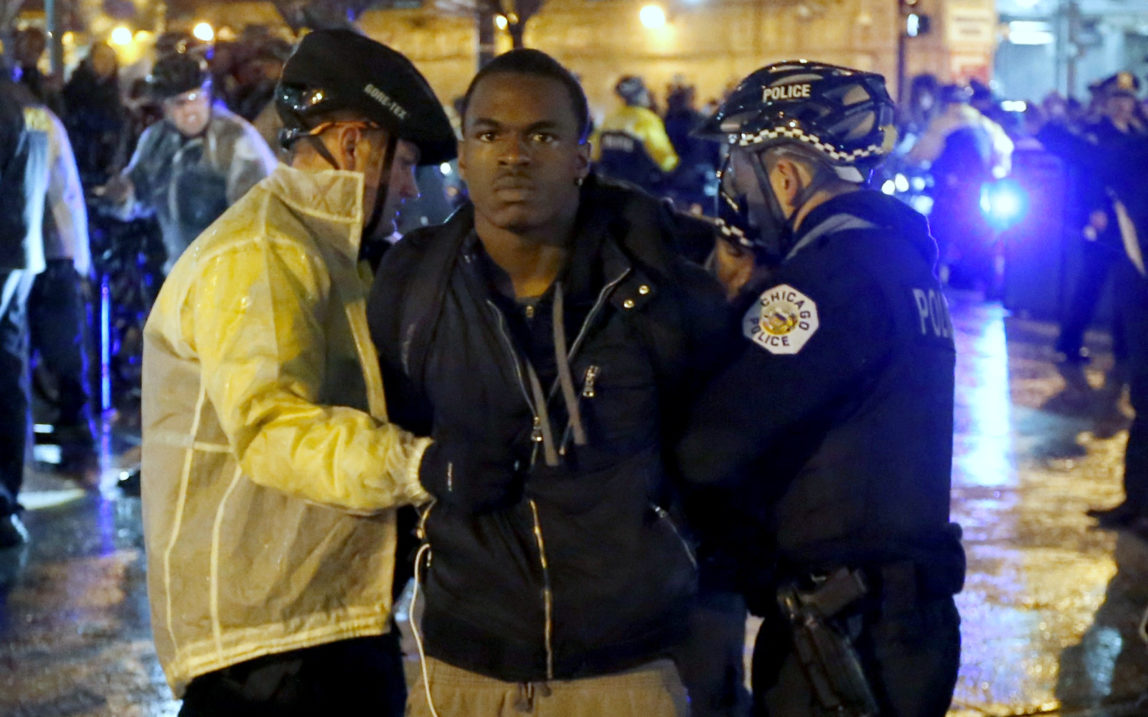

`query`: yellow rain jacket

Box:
[141,163,431,696]
[591,104,680,173]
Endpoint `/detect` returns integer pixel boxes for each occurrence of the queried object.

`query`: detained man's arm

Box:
[192,237,430,514]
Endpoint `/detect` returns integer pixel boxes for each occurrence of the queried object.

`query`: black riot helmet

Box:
[697,60,897,261]
[146,53,211,100]
[275,29,455,166]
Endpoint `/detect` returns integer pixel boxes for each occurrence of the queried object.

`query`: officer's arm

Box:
[676,275,895,488]
[192,237,430,514]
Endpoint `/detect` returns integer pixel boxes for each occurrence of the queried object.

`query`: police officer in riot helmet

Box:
[592,74,680,194]
[677,60,965,716]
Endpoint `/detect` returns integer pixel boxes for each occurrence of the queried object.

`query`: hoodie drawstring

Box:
[523,281,588,468]
[552,282,587,449]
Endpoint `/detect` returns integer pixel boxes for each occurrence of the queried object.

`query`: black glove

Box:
[418,436,522,513]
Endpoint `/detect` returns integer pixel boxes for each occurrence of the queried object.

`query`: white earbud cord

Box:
[411,541,440,717]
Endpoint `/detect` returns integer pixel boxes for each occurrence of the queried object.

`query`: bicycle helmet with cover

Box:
[697,60,897,260]
[146,53,210,100]
[275,28,455,166]
[275,29,456,239]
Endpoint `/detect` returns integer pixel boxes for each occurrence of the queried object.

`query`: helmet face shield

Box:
[717,148,793,264]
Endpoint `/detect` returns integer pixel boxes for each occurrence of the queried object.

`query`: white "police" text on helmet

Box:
[762,84,812,102]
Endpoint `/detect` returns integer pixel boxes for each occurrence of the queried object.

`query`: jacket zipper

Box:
[652,504,698,571]
[486,269,631,680]
[528,499,555,679]
[559,364,599,455]
[563,268,632,365]
[486,300,555,675]
[550,267,630,455]
[486,299,539,432]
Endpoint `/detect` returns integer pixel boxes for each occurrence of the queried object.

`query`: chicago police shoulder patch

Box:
[742,284,819,355]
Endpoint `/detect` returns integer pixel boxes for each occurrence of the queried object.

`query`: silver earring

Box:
[576,176,584,187]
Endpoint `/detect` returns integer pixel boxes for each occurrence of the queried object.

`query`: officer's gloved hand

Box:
[418,435,522,514]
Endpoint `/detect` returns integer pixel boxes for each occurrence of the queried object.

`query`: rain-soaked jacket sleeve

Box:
[191,236,431,514]
[224,127,277,204]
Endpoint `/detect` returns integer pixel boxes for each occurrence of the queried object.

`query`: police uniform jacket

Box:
[141,164,431,696]
[368,177,729,682]
[678,190,965,586]
[591,105,680,191]
[1040,123,1148,276]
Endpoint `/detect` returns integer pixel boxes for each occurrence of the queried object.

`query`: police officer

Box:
[592,75,679,194]
[1055,71,1144,368]
[99,52,276,274]
[677,60,965,716]
[1040,74,1148,534]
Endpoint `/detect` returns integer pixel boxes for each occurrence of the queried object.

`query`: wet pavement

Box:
[2,292,1147,716]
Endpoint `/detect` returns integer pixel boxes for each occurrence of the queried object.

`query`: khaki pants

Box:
[406,656,689,716]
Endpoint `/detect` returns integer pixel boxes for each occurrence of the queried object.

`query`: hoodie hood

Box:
[789,189,937,269]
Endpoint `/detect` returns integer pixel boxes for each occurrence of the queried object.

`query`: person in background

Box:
[24,98,96,476]
[98,52,276,275]
[62,41,127,188]
[12,28,60,112]
[662,77,720,218]
[1038,75,1148,537]
[140,30,457,715]
[907,83,1013,290]
[592,74,679,194]
[0,53,48,549]
[1054,72,1145,369]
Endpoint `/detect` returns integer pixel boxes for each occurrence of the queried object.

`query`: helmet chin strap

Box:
[307,133,342,171]
[749,148,838,261]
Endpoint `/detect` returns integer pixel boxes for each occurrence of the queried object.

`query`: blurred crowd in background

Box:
[3,21,1146,481]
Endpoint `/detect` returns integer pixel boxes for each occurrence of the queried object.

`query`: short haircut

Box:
[460,49,591,143]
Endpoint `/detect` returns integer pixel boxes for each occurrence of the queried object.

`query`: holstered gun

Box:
[776,567,879,716]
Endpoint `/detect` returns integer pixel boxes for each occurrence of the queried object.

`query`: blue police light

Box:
[980,179,1027,231]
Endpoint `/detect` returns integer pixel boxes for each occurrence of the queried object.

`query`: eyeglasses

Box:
[163,88,209,109]
[279,120,384,149]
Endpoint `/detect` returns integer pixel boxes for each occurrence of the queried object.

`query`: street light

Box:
[192,22,214,43]
[640,4,667,29]
[110,26,133,46]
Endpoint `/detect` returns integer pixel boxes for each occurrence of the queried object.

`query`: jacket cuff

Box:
[403,437,434,506]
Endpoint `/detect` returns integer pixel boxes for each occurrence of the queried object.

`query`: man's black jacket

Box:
[368,177,730,681]
[677,191,965,600]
